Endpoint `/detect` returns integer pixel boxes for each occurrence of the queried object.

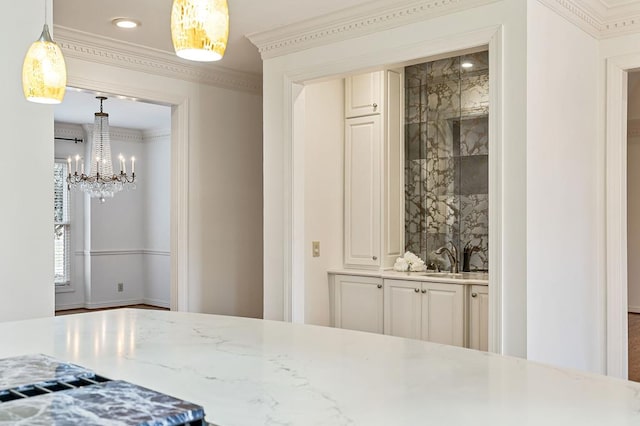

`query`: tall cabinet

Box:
[343,70,404,270]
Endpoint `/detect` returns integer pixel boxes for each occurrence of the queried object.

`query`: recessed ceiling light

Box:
[112,18,141,29]
[461,62,474,69]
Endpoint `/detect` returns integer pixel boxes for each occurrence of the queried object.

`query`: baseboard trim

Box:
[84,299,145,309]
[629,306,640,314]
[55,302,86,311]
[143,298,170,309]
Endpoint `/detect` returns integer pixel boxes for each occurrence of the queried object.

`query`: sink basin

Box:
[415,272,489,280]
[420,272,465,279]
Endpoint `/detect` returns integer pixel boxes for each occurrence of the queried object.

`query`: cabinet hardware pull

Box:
[372,256,377,260]
[377,284,383,289]
[421,289,426,294]
[372,103,378,109]
[414,288,420,293]
[472,293,478,298]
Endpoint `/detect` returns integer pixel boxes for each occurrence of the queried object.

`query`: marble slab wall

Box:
[405,51,489,271]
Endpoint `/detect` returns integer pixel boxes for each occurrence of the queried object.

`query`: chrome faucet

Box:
[435,242,459,273]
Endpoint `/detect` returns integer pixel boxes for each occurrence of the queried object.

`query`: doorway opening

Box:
[287,31,502,354]
[53,88,172,313]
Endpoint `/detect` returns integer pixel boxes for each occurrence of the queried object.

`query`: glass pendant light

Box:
[171,0,229,62]
[22,2,67,104]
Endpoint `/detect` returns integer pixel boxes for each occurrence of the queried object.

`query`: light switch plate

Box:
[312,241,320,257]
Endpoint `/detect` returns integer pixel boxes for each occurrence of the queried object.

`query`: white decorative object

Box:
[394,251,425,272]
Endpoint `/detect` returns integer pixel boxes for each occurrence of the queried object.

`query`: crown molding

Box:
[247,0,500,59]
[537,0,640,39]
[54,122,84,141]
[56,121,144,142]
[142,128,172,142]
[54,26,262,94]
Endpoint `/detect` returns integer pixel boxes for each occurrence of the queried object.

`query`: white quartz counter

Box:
[1,309,638,425]
[328,268,489,285]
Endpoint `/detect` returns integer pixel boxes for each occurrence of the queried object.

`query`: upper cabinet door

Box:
[344,115,381,268]
[345,72,383,118]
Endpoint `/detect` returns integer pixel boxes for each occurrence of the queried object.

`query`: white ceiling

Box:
[53,0,379,129]
[53,0,378,75]
[54,89,171,131]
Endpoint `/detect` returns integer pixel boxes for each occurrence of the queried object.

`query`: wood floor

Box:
[55,304,168,316]
[629,313,640,382]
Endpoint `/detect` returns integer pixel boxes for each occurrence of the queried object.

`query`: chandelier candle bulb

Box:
[75,155,80,174]
[131,157,135,174]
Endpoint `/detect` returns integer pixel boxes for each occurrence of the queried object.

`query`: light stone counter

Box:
[328,268,489,285]
[0,309,638,425]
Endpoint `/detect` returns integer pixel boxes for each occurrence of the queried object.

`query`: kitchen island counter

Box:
[0,309,638,425]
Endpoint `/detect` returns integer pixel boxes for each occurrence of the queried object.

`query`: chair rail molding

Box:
[247,0,500,59]
[55,26,262,94]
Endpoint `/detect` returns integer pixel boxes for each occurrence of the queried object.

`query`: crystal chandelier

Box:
[67,97,136,203]
[22,1,67,104]
[171,0,229,62]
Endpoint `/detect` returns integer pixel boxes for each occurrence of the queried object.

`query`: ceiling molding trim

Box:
[247,0,501,60]
[55,122,144,142]
[55,26,262,94]
[54,122,84,140]
[142,128,172,142]
[108,127,144,143]
[537,0,640,39]
[537,0,604,37]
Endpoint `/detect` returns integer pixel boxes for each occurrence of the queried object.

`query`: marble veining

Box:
[0,354,94,391]
[405,51,489,271]
[0,380,204,426]
[0,309,639,425]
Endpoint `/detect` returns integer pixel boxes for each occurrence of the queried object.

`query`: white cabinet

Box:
[345,72,382,118]
[331,274,383,334]
[469,285,489,351]
[344,116,382,268]
[384,279,464,347]
[421,282,464,347]
[384,279,421,339]
[343,70,403,270]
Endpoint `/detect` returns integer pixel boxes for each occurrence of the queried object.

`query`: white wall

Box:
[142,130,171,307]
[262,0,528,358]
[63,49,263,318]
[88,128,146,307]
[0,0,55,322]
[304,79,345,326]
[526,1,600,372]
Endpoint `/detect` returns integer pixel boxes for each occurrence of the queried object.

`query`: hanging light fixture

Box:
[171,0,229,62]
[67,97,136,203]
[22,1,67,104]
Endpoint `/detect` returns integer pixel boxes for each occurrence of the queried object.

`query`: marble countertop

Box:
[0,309,638,425]
[0,380,205,425]
[328,268,489,285]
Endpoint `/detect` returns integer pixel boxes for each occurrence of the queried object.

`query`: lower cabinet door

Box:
[334,275,383,333]
[469,285,489,351]
[384,279,422,339]
[420,282,464,347]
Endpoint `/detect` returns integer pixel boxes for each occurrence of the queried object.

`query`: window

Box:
[54,161,70,285]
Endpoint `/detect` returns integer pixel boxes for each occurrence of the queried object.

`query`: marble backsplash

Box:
[405,52,489,272]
